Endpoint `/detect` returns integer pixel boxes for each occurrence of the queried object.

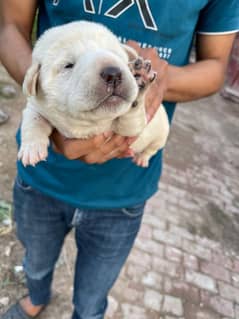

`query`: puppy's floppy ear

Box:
[121,44,139,62]
[22,62,41,97]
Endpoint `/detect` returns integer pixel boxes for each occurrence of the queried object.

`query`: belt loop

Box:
[52,0,60,6]
[71,209,84,227]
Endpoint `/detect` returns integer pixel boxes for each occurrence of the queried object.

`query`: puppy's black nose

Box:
[100,66,122,87]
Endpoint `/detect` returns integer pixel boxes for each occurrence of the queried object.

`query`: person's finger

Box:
[116,149,135,159]
[80,135,123,163]
[81,145,122,164]
[101,142,131,162]
[82,136,131,164]
[100,134,127,155]
[51,130,107,159]
[81,150,102,164]
[126,136,138,145]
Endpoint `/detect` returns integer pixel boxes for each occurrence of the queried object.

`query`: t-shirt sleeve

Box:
[196,0,239,34]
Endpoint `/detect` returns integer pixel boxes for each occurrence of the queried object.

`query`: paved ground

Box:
[0,64,239,319]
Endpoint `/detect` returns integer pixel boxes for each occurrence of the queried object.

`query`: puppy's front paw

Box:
[133,153,150,168]
[18,141,49,167]
[129,57,157,92]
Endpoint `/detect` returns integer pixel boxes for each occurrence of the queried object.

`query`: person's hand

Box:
[127,41,168,121]
[51,130,136,164]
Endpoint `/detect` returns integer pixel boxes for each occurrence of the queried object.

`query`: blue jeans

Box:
[13,175,145,319]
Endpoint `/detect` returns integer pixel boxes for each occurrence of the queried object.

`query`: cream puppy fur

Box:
[18,21,169,167]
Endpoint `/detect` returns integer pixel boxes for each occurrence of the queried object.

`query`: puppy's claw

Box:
[133,154,150,168]
[134,57,144,70]
[150,71,157,83]
[18,142,49,166]
[143,60,152,72]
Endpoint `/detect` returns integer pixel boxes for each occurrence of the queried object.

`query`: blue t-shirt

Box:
[17,0,239,209]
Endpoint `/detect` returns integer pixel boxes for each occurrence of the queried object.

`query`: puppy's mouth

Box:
[106,93,125,103]
[96,89,128,109]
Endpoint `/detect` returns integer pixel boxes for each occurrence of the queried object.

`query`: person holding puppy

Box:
[0,1,238,319]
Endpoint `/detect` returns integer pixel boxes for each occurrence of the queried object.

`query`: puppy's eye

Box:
[64,63,74,69]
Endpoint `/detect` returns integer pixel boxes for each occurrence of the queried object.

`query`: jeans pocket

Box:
[15,175,33,192]
[121,202,145,218]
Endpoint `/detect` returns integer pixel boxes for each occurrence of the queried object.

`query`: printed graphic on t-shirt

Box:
[51,0,174,59]
[53,0,158,30]
[83,0,158,30]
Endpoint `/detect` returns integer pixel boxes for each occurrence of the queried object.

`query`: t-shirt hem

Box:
[18,171,159,210]
[197,29,239,35]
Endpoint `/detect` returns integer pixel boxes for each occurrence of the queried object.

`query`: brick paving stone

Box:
[167,194,179,205]
[235,304,239,318]
[135,237,164,257]
[143,213,167,230]
[178,199,198,211]
[111,278,128,297]
[153,257,182,278]
[162,295,184,316]
[142,271,163,290]
[148,197,166,211]
[153,229,182,248]
[164,280,200,304]
[158,181,168,191]
[144,202,154,214]
[212,252,233,270]
[123,285,143,302]
[127,264,147,283]
[195,310,220,319]
[144,289,163,312]
[166,246,183,263]
[218,281,239,303]
[183,240,212,261]
[129,249,152,270]
[106,296,119,318]
[121,304,147,319]
[231,272,239,287]
[138,223,153,239]
[210,297,235,318]
[233,259,239,272]
[156,207,182,225]
[199,290,213,305]
[185,270,217,293]
[201,291,235,318]
[195,236,221,251]
[184,253,199,271]
[167,185,188,199]
[169,224,195,241]
[164,277,173,293]
[200,261,231,283]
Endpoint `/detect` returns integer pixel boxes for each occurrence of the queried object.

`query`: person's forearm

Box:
[165,59,226,102]
[0,24,32,85]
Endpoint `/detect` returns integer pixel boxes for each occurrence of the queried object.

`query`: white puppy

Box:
[18,21,169,167]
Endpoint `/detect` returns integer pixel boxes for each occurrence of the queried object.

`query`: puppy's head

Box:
[23,21,139,119]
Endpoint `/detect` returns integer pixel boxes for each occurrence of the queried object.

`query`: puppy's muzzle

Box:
[100,66,122,88]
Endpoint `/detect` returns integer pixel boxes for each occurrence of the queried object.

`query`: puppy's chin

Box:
[96,95,132,113]
[101,95,126,107]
